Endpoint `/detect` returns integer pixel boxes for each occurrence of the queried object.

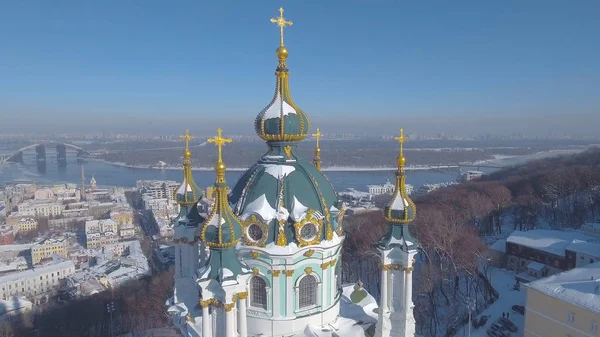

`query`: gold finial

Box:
[394,128,409,168]
[312,128,322,148]
[180,129,195,160]
[208,128,232,183]
[312,128,322,171]
[270,7,293,47]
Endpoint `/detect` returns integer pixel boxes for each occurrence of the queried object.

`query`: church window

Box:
[298,275,317,309]
[300,223,317,240]
[247,224,263,242]
[250,276,267,310]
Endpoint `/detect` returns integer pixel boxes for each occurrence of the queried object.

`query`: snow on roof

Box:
[528,261,546,271]
[0,261,74,284]
[262,164,296,179]
[566,240,600,258]
[0,243,35,253]
[0,296,33,316]
[263,91,298,119]
[507,230,595,256]
[291,196,309,222]
[242,194,277,222]
[489,239,506,252]
[526,262,600,314]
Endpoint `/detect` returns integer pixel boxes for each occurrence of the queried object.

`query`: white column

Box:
[237,296,248,337]
[272,273,280,317]
[404,269,412,314]
[224,304,235,337]
[397,268,405,312]
[380,267,389,313]
[321,265,328,309]
[388,270,395,311]
[286,274,294,317]
[201,305,212,337]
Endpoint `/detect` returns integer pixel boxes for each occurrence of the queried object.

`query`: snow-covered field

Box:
[455,268,526,337]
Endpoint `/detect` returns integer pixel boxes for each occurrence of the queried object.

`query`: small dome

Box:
[201,185,243,249]
[384,172,416,224]
[254,49,310,142]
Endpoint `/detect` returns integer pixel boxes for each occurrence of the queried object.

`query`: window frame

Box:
[294,273,321,313]
[249,276,268,311]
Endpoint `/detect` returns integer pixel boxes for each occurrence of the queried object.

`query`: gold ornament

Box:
[304,267,313,275]
[285,270,294,277]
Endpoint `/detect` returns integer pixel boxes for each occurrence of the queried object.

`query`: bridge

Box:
[1,141,90,164]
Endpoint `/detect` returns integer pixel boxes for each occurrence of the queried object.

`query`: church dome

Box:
[378,129,418,251]
[254,46,310,142]
[176,130,203,207]
[230,147,343,248]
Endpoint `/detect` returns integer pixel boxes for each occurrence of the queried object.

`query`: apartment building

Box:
[31,238,68,264]
[524,262,600,337]
[505,229,600,283]
[16,218,38,232]
[0,261,75,301]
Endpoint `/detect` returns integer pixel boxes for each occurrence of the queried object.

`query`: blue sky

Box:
[1,1,599,135]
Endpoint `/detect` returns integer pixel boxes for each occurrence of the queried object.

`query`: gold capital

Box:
[285,269,294,277]
[272,270,281,277]
[270,7,293,46]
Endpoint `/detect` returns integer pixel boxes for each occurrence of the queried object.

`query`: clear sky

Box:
[1,1,599,136]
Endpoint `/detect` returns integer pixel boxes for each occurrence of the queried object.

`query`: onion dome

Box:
[379,128,418,251]
[200,128,243,249]
[199,128,251,283]
[254,8,310,142]
[176,130,203,207]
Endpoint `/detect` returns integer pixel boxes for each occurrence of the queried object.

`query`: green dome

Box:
[201,184,243,249]
[254,59,310,142]
[229,144,342,247]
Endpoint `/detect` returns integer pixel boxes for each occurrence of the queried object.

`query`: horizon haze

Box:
[1,1,599,137]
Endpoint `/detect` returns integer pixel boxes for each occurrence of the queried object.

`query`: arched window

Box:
[250,276,267,310]
[298,275,317,309]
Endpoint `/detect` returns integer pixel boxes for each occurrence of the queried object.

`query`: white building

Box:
[85,219,119,249]
[0,261,75,301]
[17,200,63,218]
[119,224,135,238]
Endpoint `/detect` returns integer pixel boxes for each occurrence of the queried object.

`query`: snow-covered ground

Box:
[455,268,526,337]
[292,283,378,337]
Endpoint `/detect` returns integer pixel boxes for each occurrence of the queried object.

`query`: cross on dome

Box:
[394,128,409,157]
[270,7,293,46]
[208,128,232,184]
[208,128,232,163]
[312,128,322,148]
[180,129,195,151]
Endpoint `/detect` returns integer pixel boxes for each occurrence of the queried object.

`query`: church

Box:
[167,8,420,337]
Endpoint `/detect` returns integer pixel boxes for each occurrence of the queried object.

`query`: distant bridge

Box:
[1,141,90,164]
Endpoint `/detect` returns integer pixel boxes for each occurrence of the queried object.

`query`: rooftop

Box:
[526,262,600,314]
[507,229,599,256]
[0,261,74,284]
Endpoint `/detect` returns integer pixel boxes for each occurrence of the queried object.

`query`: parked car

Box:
[512,305,525,315]
[490,323,511,336]
[487,328,502,337]
[498,317,518,332]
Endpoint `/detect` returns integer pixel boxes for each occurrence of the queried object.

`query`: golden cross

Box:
[312,128,322,148]
[270,7,293,46]
[207,128,232,163]
[179,129,195,150]
[394,128,409,156]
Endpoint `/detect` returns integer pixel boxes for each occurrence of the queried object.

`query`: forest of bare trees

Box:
[341,148,600,336]
[0,269,175,337]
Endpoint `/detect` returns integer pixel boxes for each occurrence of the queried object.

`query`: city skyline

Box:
[1,1,599,136]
